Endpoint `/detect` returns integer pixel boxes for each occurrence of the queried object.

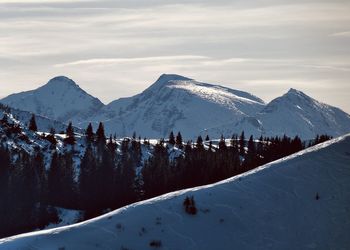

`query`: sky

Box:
[0,0,349,113]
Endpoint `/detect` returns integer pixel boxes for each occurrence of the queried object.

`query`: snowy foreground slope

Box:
[1,135,350,250]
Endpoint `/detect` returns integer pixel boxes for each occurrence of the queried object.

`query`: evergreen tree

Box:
[239,131,245,155]
[168,131,175,145]
[175,132,183,149]
[48,151,59,205]
[107,134,117,152]
[96,122,106,144]
[196,135,204,150]
[46,128,57,146]
[64,122,75,145]
[48,151,76,208]
[205,135,210,141]
[244,135,257,169]
[1,113,8,124]
[0,146,12,237]
[117,138,138,207]
[79,145,98,214]
[85,123,94,142]
[142,142,170,198]
[61,151,76,208]
[32,151,47,202]
[96,148,115,209]
[218,135,227,150]
[29,114,38,132]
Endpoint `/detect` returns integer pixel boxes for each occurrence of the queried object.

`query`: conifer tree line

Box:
[0,114,331,238]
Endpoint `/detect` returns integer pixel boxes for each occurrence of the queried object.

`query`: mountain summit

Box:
[205,87,350,139]
[1,76,104,124]
[86,74,265,138]
[46,76,78,87]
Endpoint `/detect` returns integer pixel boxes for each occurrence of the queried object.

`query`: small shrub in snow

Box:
[315,192,320,200]
[149,240,162,248]
[139,227,147,236]
[201,208,210,213]
[183,196,197,215]
[155,217,162,225]
[116,223,124,232]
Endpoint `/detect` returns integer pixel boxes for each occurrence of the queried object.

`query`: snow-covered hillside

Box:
[1,76,104,124]
[0,108,85,169]
[2,134,349,250]
[204,88,350,139]
[84,74,265,138]
[0,105,81,134]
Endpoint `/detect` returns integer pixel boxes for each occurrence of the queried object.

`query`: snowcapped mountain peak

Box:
[45,76,78,89]
[261,88,316,112]
[47,76,75,84]
[1,77,104,124]
[253,88,350,139]
[88,74,265,138]
[287,87,301,94]
[157,73,193,83]
[284,88,311,100]
[144,74,193,93]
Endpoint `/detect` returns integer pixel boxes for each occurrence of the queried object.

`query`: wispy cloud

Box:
[330,31,350,37]
[55,55,210,67]
[0,0,91,2]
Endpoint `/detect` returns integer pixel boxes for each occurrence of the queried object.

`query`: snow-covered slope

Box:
[84,74,265,138]
[1,76,104,124]
[0,105,81,134]
[2,134,349,250]
[0,108,85,169]
[204,88,350,139]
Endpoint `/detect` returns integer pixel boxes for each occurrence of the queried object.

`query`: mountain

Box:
[1,76,104,124]
[84,74,265,138]
[203,88,350,139]
[2,74,350,139]
[2,134,349,249]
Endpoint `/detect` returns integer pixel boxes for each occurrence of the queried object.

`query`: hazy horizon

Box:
[0,0,349,113]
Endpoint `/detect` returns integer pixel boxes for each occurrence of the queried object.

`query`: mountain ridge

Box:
[1,74,350,139]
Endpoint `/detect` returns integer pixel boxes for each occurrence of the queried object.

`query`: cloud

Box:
[0,0,91,3]
[54,55,210,67]
[330,31,350,37]
[0,0,349,113]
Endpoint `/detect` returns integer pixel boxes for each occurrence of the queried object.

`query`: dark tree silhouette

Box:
[96,122,106,144]
[85,123,94,142]
[64,122,75,145]
[29,114,38,132]
[169,131,175,145]
[176,132,183,149]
